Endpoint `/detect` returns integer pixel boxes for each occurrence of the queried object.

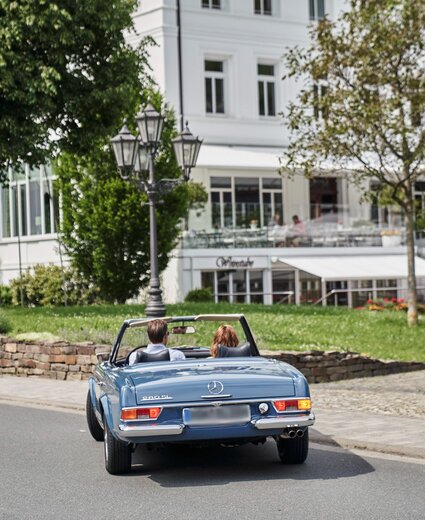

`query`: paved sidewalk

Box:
[1,371,425,459]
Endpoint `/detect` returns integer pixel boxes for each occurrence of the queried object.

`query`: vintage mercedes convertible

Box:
[86,314,315,474]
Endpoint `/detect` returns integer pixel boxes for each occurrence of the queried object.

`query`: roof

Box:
[276,254,425,281]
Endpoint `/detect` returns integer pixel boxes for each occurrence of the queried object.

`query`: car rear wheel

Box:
[104,421,132,475]
[276,428,309,464]
[86,390,104,442]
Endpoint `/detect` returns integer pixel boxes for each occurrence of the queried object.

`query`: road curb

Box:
[310,430,425,460]
[0,396,85,414]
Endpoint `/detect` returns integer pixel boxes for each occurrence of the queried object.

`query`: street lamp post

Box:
[111,104,202,317]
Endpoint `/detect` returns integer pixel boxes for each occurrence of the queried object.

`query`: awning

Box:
[276,254,425,281]
[196,145,281,170]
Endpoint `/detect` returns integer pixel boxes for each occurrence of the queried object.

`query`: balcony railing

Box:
[181,224,407,249]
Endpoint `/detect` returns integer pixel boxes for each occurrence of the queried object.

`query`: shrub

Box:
[10,265,102,307]
[0,285,12,306]
[0,313,11,334]
[184,287,214,303]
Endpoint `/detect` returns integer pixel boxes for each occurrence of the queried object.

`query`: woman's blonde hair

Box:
[211,324,239,358]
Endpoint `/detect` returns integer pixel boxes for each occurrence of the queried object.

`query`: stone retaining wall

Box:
[1,336,424,383]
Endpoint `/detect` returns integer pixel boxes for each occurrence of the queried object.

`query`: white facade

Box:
[1,0,424,306]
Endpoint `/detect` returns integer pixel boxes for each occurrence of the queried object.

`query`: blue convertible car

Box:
[86,314,315,474]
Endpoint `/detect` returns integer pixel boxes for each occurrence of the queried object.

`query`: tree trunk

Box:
[405,205,418,326]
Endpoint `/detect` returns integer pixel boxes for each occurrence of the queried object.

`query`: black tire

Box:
[276,429,309,464]
[86,390,104,442]
[104,420,132,475]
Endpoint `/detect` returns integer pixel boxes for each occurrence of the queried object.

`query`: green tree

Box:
[56,95,207,303]
[281,0,425,326]
[0,0,149,182]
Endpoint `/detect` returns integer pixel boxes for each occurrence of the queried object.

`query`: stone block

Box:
[62,346,76,355]
[302,355,324,363]
[1,367,16,374]
[12,353,23,360]
[67,372,82,381]
[311,367,328,376]
[81,365,94,373]
[76,355,92,365]
[51,363,69,372]
[18,359,36,369]
[4,343,17,353]
[35,362,50,371]
[68,365,80,372]
[0,359,13,368]
[26,345,41,355]
[326,366,349,375]
[31,369,45,376]
[77,346,96,355]
[35,354,51,363]
[49,355,66,363]
[56,371,67,380]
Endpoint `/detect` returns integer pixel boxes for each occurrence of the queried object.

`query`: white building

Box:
[1,0,425,305]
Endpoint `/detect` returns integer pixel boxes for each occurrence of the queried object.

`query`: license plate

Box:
[182,404,251,426]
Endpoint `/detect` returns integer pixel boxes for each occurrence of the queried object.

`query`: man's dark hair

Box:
[147,319,168,344]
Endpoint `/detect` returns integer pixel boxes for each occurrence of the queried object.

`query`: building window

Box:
[254,0,272,16]
[205,60,225,114]
[262,177,283,225]
[201,270,265,303]
[313,84,328,120]
[235,177,260,228]
[0,165,59,239]
[415,182,425,213]
[1,185,11,238]
[272,271,295,304]
[258,64,276,116]
[352,280,373,308]
[210,176,232,229]
[210,175,283,229]
[309,0,325,20]
[202,0,221,8]
[249,271,264,303]
[376,279,398,301]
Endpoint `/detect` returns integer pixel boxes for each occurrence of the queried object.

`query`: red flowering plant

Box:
[365,298,425,313]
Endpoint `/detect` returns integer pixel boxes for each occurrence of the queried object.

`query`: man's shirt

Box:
[128,343,185,364]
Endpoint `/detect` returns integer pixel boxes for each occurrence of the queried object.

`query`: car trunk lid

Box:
[127,358,296,405]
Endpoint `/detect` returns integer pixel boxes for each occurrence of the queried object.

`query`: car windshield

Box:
[116,318,248,363]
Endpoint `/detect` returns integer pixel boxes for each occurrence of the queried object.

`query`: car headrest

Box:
[135,349,171,363]
[217,342,251,358]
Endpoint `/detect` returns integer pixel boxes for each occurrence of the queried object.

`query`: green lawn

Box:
[1,303,424,362]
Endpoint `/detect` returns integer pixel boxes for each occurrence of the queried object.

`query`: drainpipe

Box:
[176,0,184,131]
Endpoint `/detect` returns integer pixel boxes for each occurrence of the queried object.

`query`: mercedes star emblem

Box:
[207,381,224,394]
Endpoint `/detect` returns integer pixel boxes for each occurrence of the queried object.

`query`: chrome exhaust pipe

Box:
[280,429,297,439]
[296,429,304,438]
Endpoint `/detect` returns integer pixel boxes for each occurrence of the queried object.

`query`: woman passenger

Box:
[211,324,239,358]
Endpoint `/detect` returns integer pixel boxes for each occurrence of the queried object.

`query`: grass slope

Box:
[1,303,424,362]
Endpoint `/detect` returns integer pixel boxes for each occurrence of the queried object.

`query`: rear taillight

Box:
[121,407,162,421]
[272,399,311,412]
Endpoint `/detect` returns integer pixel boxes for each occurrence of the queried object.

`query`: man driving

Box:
[128,319,186,364]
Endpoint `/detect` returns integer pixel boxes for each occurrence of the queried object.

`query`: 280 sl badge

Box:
[141,394,173,401]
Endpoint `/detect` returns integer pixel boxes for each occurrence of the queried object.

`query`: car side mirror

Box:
[96,352,110,362]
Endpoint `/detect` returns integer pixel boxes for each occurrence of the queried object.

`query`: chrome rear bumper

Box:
[118,424,184,438]
[252,412,315,430]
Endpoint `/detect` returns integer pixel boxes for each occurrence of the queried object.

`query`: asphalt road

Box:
[1,404,425,520]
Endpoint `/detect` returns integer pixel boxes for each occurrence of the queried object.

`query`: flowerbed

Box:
[364,298,425,313]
